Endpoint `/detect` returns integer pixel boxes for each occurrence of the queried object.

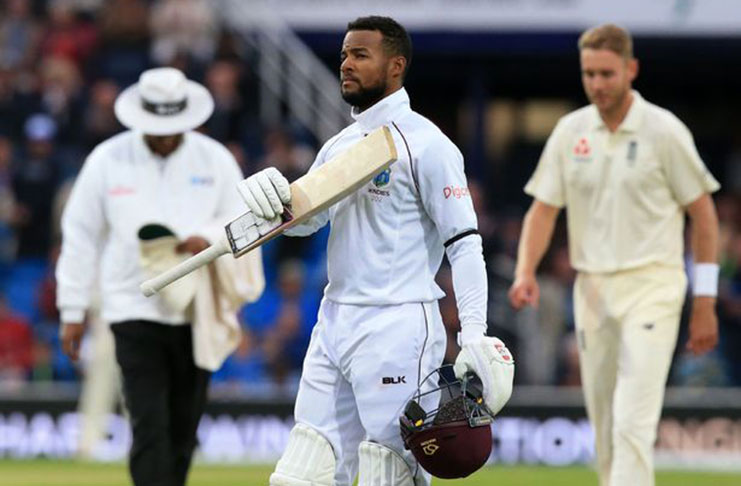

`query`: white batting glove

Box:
[237,167,291,219]
[454,334,514,416]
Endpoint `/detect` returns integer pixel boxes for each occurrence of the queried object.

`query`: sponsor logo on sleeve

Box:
[443,185,470,199]
[191,176,215,185]
[108,186,136,196]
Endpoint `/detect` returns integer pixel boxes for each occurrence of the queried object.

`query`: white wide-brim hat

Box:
[115,67,214,136]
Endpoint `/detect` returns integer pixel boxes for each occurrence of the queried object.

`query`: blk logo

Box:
[382,376,406,385]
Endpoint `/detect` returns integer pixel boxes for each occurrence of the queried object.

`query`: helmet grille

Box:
[433,396,467,425]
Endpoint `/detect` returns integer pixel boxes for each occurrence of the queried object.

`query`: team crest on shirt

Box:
[373,168,391,187]
[572,137,592,163]
[627,140,638,166]
[368,168,391,200]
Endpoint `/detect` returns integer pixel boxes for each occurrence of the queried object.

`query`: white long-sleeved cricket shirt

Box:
[286,88,488,333]
[56,130,247,325]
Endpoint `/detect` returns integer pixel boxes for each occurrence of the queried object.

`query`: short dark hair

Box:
[347,16,412,78]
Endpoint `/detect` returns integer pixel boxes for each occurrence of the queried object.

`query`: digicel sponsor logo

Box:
[443,186,470,199]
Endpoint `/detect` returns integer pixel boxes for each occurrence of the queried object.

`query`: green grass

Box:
[0,460,739,485]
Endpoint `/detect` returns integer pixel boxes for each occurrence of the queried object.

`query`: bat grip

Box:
[139,240,229,297]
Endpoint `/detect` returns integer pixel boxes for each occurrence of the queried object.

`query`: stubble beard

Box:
[341,81,387,112]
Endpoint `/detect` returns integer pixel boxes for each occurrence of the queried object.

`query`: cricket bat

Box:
[140,125,397,297]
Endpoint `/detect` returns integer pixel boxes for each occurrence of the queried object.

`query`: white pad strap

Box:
[270,423,335,486]
[358,441,415,486]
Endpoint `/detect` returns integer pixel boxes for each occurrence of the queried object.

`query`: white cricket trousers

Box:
[293,298,446,486]
[574,264,686,486]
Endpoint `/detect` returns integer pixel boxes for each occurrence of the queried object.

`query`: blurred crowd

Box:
[0,0,740,393]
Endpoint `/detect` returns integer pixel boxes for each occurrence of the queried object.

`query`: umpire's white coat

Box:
[284,88,488,486]
[56,130,249,326]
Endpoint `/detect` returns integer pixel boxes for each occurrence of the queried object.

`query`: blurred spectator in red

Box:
[11,114,61,259]
[0,294,33,382]
[150,0,218,66]
[39,0,98,70]
[0,0,42,71]
[37,244,60,327]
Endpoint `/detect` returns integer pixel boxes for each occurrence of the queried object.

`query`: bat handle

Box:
[139,239,230,297]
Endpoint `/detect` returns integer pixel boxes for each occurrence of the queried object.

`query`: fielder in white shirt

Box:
[509,25,721,486]
[238,16,514,486]
[56,68,263,486]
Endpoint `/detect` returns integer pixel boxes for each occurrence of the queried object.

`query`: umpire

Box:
[56,67,259,486]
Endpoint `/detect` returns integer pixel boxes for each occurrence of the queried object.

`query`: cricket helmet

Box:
[399,365,494,479]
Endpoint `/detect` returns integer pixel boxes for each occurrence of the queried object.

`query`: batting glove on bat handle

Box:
[140,237,230,297]
[237,167,291,220]
[453,336,515,416]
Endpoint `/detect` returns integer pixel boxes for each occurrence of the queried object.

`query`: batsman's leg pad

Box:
[269,423,336,486]
[358,441,415,486]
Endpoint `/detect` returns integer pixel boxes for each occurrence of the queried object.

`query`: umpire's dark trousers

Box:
[111,320,211,486]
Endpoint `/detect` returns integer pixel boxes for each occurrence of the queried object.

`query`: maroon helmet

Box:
[399,365,494,479]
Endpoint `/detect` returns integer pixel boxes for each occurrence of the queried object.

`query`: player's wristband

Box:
[692,263,719,297]
[458,323,487,347]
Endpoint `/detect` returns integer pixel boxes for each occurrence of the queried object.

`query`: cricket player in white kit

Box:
[509,25,721,486]
[239,16,514,486]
